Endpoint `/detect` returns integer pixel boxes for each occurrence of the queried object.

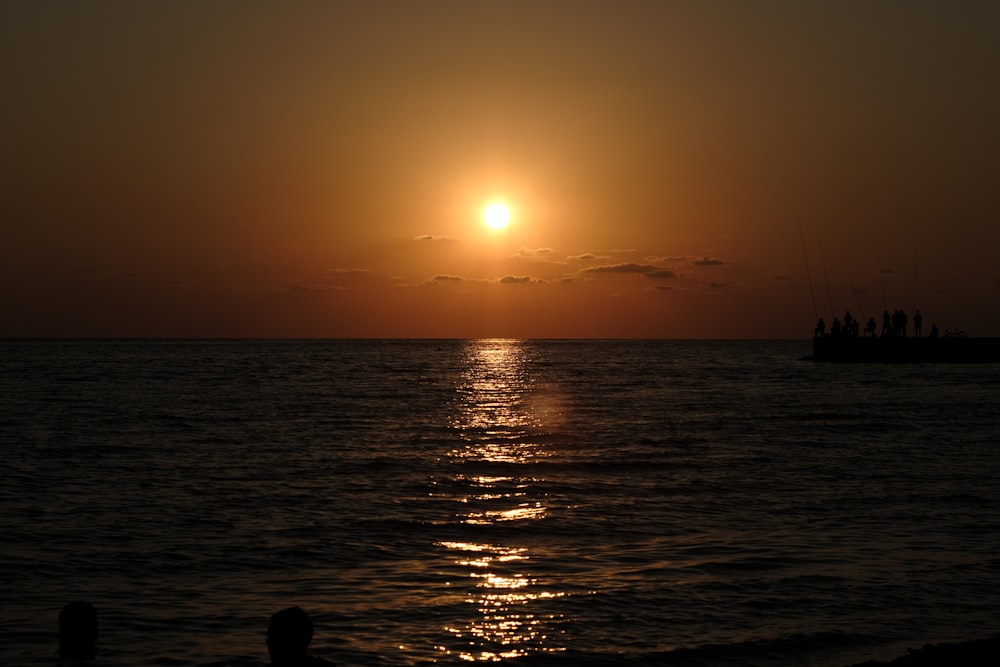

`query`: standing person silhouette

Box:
[266,606,336,666]
[57,601,98,665]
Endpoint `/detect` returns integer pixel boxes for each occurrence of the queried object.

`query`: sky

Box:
[2,1,998,339]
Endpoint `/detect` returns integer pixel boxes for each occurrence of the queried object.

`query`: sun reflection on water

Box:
[439,542,566,662]
[438,340,566,661]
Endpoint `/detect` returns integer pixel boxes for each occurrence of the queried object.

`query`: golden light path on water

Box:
[439,340,567,662]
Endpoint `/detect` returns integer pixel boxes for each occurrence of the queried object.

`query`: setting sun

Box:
[484,203,511,229]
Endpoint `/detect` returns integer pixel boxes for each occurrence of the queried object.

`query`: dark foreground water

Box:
[1,339,998,666]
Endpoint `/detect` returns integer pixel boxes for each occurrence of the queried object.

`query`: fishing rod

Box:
[798,222,819,322]
[846,271,866,323]
[877,255,888,312]
[818,239,835,319]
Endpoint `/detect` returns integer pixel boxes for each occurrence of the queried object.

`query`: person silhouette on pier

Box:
[914,309,923,337]
[57,601,98,665]
[865,316,877,338]
[266,606,336,666]
[882,310,892,337]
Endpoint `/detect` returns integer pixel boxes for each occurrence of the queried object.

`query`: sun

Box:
[483,202,511,229]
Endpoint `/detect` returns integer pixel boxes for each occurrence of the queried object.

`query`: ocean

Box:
[1,339,998,666]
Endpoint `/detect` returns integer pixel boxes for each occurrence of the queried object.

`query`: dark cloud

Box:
[498,275,538,284]
[583,262,659,275]
[582,263,678,280]
[430,274,463,282]
[645,269,678,280]
[647,255,724,268]
[568,253,599,262]
[415,235,457,242]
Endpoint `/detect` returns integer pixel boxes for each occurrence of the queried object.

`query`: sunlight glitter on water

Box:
[439,340,566,661]
[439,542,566,662]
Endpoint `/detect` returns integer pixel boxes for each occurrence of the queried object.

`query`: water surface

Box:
[2,339,998,665]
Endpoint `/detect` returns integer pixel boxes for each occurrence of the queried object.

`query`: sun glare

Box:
[484,203,511,229]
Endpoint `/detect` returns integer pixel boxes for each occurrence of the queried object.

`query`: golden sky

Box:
[2,1,998,338]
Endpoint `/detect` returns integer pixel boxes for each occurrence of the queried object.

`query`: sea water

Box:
[1,339,998,666]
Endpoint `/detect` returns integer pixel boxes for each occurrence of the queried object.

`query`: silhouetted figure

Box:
[58,601,98,665]
[266,607,335,667]
[913,309,923,337]
[900,309,908,337]
[865,316,876,337]
[843,311,854,336]
[815,318,826,337]
[881,310,891,337]
[930,323,939,338]
[831,317,842,338]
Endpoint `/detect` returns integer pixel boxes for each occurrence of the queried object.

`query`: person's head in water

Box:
[267,606,315,664]
[58,601,98,661]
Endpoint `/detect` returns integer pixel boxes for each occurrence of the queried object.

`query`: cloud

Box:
[415,234,457,242]
[646,255,724,267]
[644,255,725,268]
[418,273,549,286]
[498,275,540,284]
[582,263,678,280]
[707,281,736,289]
[583,262,660,275]
[512,247,556,260]
[568,253,600,262]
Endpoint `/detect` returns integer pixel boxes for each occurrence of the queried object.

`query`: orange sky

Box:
[2,1,998,338]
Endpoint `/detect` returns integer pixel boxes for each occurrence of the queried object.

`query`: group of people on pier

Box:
[814,308,938,339]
